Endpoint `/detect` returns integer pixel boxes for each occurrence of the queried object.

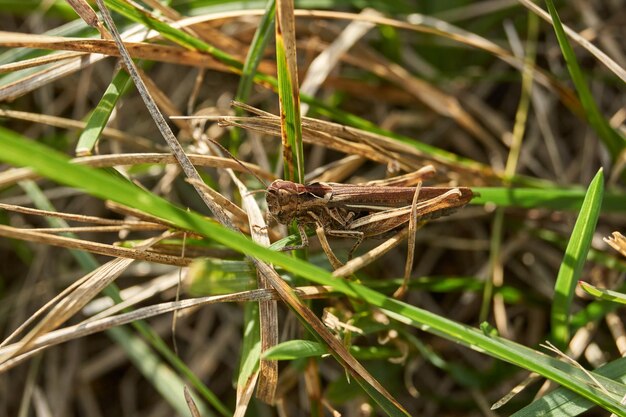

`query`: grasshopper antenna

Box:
[205,137,269,189]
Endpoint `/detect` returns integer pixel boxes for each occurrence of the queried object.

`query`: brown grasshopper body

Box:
[266,179,474,256]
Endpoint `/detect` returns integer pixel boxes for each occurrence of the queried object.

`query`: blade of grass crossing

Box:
[2,130,625,415]
[545,0,626,159]
[275,0,304,182]
[551,169,604,347]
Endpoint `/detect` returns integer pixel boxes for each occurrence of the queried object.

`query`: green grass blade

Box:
[2,129,625,415]
[235,0,275,104]
[579,281,626,305]
[230,0,276,149]
[551,169,604,346]
[75,68,132,156]
[511,356,626,416]
[263,340,400,361]
[545,0,626,159]
[104,0,243,72]
[472,186,625,212]
[275,0,304,182]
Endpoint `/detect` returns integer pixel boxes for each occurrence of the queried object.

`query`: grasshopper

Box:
[266,179,474,259]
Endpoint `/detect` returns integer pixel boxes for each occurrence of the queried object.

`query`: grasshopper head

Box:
[266,180,300,225]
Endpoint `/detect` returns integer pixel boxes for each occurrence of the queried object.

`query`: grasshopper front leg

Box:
[279,222,309,252]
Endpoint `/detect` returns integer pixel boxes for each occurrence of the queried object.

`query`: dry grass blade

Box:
[225,102,497,180]
[0,53,107,101]
[364,166,436,187]
[105,201,180,229]
[0,202,161,226]
[299,8,377,115]
[293,9,579,111]
[30,225,166,233]
[304,155,366,183]
[186,178,251,231]
[0,285,332,372]
[330,43,499,149]
[86,271,181,319]
[0,51,84,73]
[604,232,626,258]
[540,341,611,396]
[252,262,409,415]
[0,225,192,266]
[66,0,110,37]
[230,173,278,404]
[491,373,540,410]
[394,182,422,299]
[233,371,259,417]
[183,385,202,417]
[0,152,274,190]
[0,257,135,363]
[0,109,160,151]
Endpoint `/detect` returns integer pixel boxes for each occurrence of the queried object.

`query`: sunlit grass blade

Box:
[275,0,304,182]
[511,356,626,417]
[551,169,604,347]
[75,68,132,156]
[2,129,626,415]
[545,0,626,159]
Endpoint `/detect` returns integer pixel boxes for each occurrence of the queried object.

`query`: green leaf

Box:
[231,0,276,149]
[551,169,604,346]
[75,68,133,156]
[275,0,304,182]
[1,129,625,415]
[472,186,625,212]
[263,340,327,360]
[263,340,402,361]
[579,281,626,305]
